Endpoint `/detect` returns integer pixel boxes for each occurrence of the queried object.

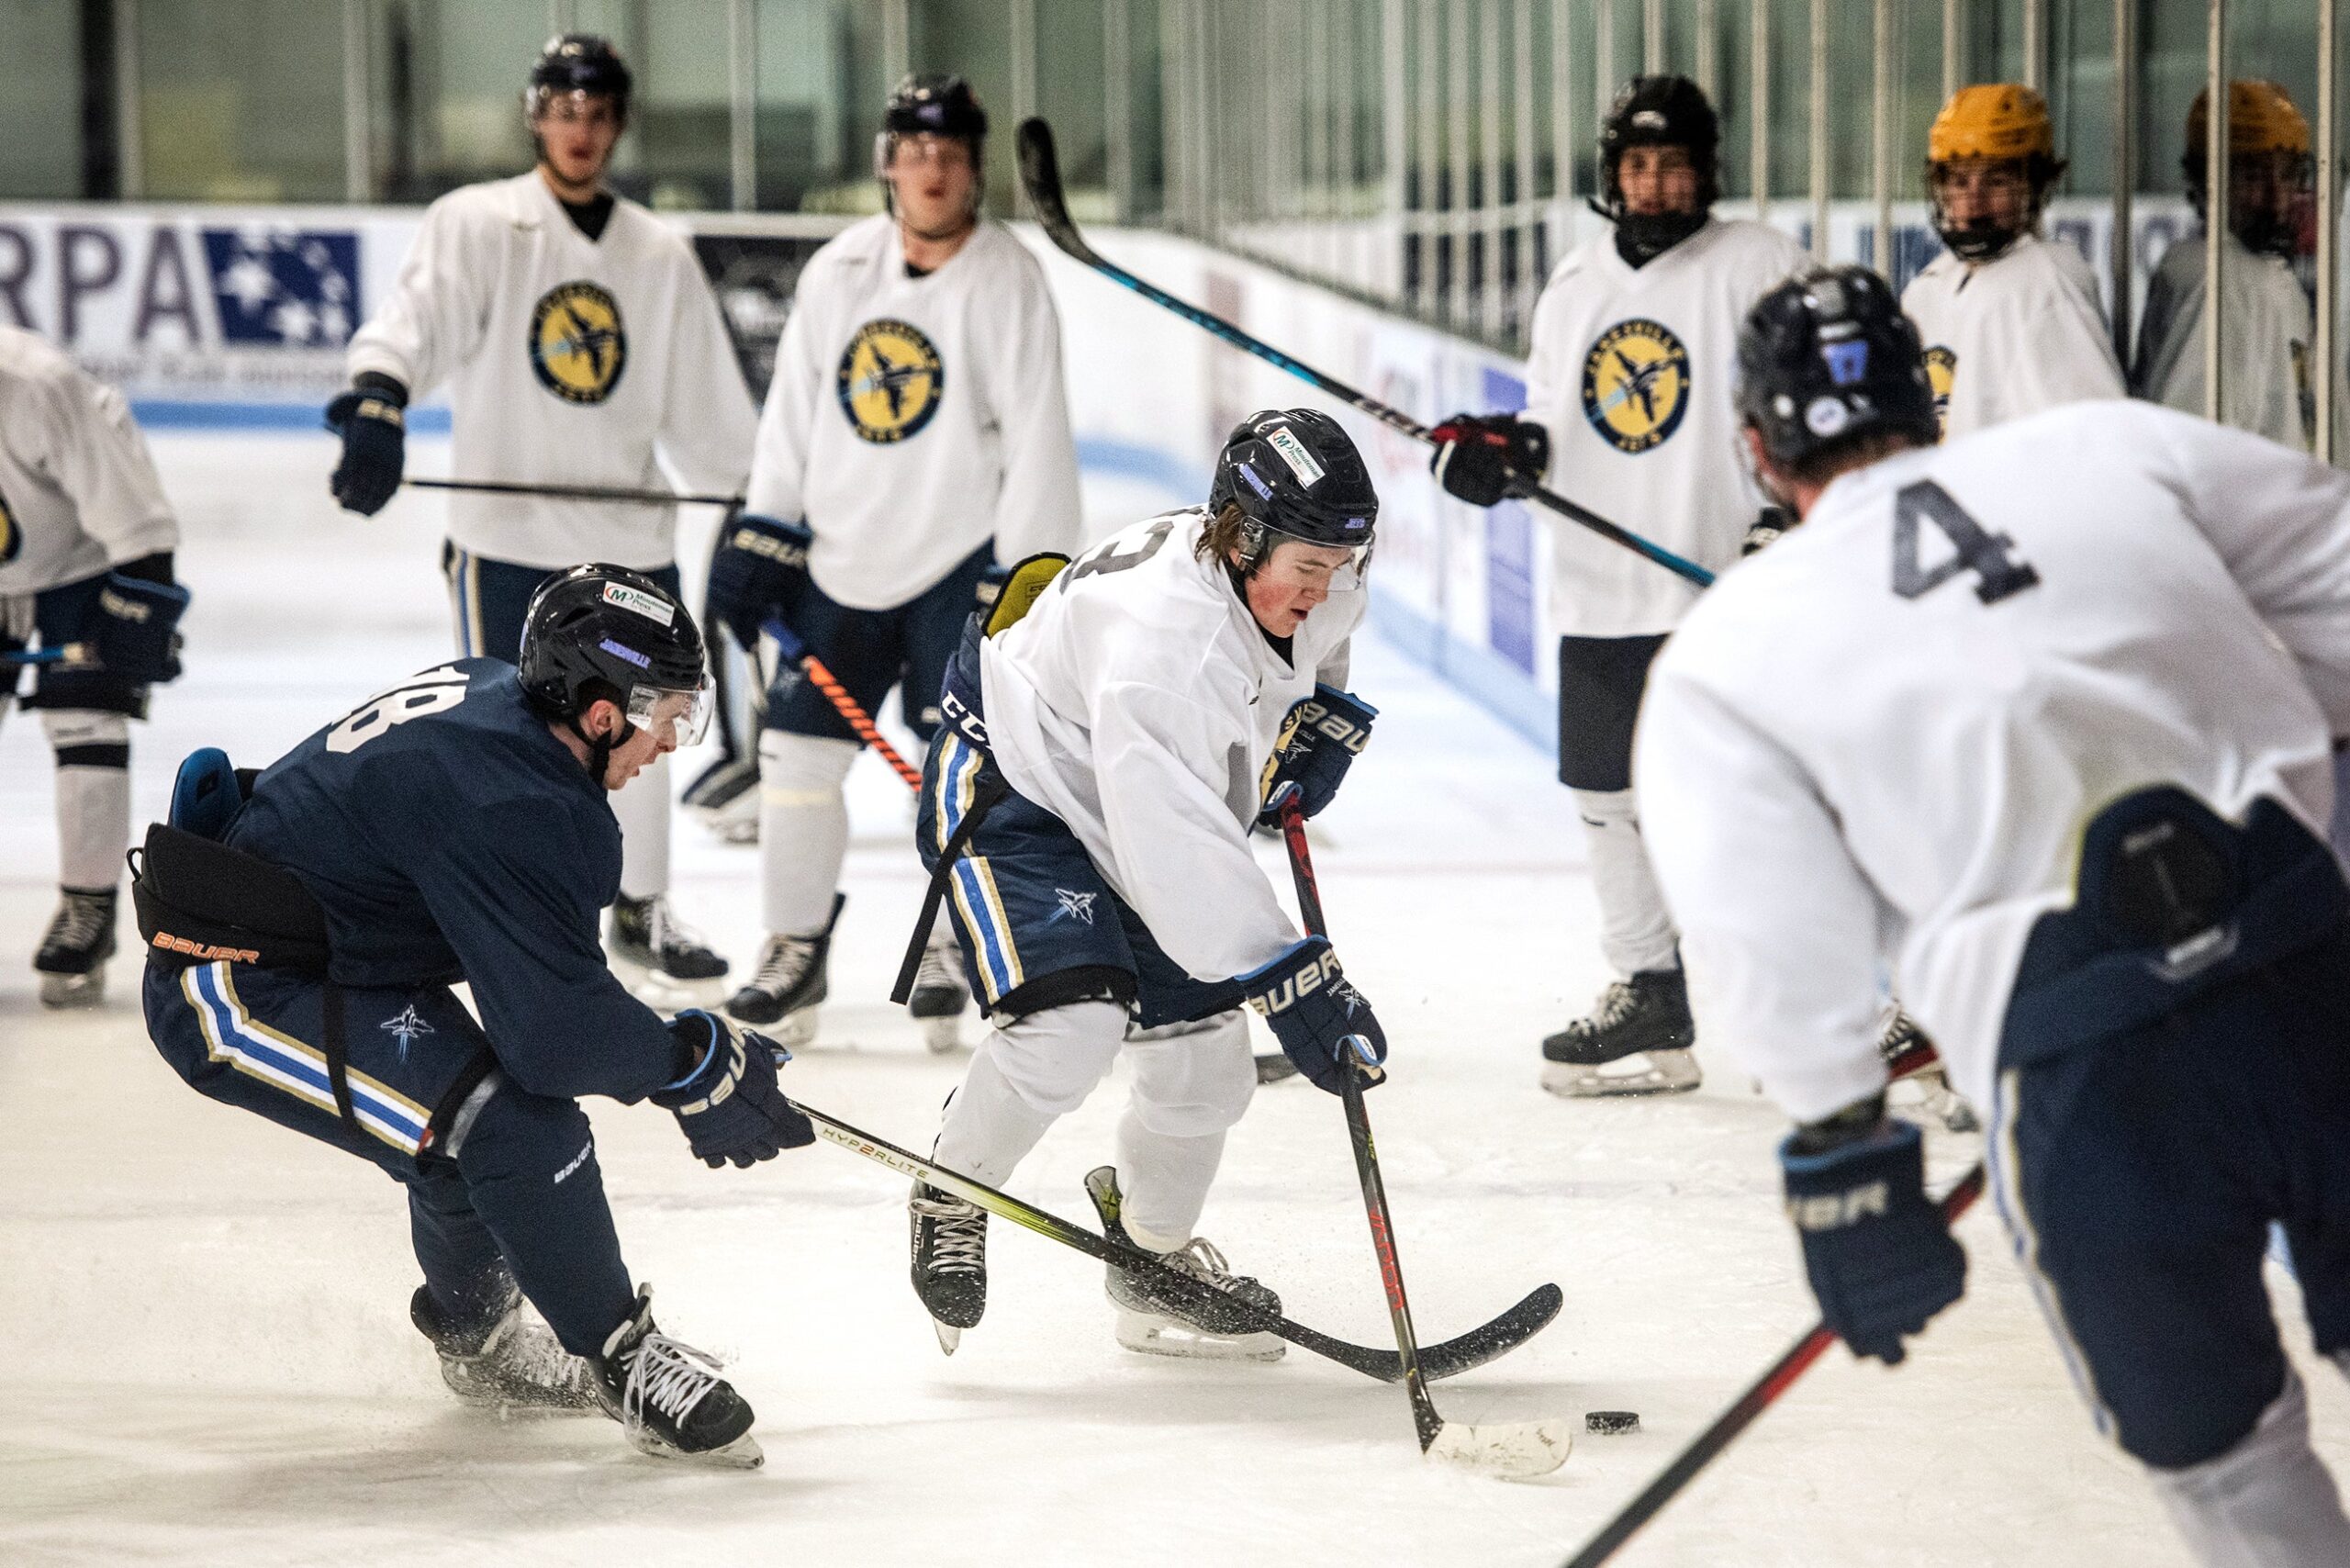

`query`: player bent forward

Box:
[138,567,812,1467]
[906,410,1387,1358]
[1639,265,2350,1563]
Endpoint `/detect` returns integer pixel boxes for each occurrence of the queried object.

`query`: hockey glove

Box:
[324,375,408,517]
[1780,1114,1965,1365]
[1427,413,1550,508]
[655,1010,816,1169]
[1239,935,1387,1096]
[705,510,812,649]
[87,568,190,683]
[1257,686,1377,827]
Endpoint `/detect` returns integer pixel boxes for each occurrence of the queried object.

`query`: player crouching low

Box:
[903,409,1386,1359]
[137,566,813,1467]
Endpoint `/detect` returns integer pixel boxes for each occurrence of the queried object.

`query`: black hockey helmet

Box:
[1208,409,1378,581]
[519,566,711,777]
[1597,75,1720,257]
[877,73,990,219]
[1734,265,1939,470]
[527,34,632,122]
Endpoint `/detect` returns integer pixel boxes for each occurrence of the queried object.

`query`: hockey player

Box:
[139,566,813,1468]
[703,73,1080,1051]
[2133,81,2317,451]
[0,324,188,1007]
[1639,263,2350,1566]
[1426,75,1806,1096]
[327,33,754,996]
[905,409,1385,1359]
[1902,84,2125,438]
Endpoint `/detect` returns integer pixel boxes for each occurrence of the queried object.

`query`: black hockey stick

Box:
[1560,1162,1988,1567]
[1014,118,1713,592]
[795,1097,1561,1384]
[1274,790,1574,1477]
[406,476,742,507]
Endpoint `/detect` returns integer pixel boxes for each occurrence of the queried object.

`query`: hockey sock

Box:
[758,731,857,935]
[1117,1012,1253,1247]
[2146,1368,2350,1567]
[611,751,673,902]
[1571,787,1681,976]
[453,1085,637,1357]
[46,710,130,891]
[933,1001,1125,1184]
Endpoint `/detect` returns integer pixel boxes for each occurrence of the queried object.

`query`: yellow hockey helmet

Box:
[2186,80,2311,160]
[1927,84,2057,164]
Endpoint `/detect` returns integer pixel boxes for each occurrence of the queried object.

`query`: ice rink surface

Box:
[5,433,2346,1568]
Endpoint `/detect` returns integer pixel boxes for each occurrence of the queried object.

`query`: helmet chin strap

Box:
[568,712,639,791]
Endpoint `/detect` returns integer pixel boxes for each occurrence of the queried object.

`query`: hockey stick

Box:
[1275,790,1575,1478]
[1014,118,1714,592]
[760,618,923,790]
[405,476,742,507]
[794,1097,1562,1384]
[1560,1162,1988,1567]
[0,642,91,668]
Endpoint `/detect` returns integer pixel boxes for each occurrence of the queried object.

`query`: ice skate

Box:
[908,929,968,1053]
[1540,968,1700,1097]
[725,929,829,1046]
[1084,1166,1283,1362]
[681,755,760,845]
[1881,1007,1979,1134]
[909,1182,988,1354]
[34,886,117,1009]
[410,1283,599,1413]
[593,1287,762,1469]
[607,894,730,1002]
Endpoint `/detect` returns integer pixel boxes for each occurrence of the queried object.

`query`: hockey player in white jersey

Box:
[1427,75,1805,1097]
[1902,84,2125,437]
[2134,81,2317,451]
[704,74,1080,1051]
[327,34,755,996]
[0,325,188,1006]
[903,410,1385,1358]
[1639,264,2350,1567]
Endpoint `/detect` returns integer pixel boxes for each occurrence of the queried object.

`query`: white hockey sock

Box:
[1117,1012,1255,1249]
[758,732,857,935]
[2147,1369,2350,1568]
[1571,787,1682,976]
[44,710,129,891]
[932,1001,1126,1186]
[611,752,671,902]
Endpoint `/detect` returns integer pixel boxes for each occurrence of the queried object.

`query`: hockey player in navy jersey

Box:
[139,566,811,1469]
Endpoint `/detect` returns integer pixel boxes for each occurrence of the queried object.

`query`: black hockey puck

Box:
[1584,1410,1639,1435]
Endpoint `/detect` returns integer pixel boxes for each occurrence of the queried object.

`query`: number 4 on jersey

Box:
[1891,480,2040,606]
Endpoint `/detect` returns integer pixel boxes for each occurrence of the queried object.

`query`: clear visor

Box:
[1256,533,1371,594]
[626,678,712,748]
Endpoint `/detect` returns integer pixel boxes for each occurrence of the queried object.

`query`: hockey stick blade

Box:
[1428,1417,1575,1480]
[1014,118,1103,267]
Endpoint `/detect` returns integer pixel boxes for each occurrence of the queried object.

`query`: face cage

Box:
[1925,156,2054,259]
[625,677,713,749]
[526,85,627,129]
[1241,520,1374,593]
[873,132,986,223]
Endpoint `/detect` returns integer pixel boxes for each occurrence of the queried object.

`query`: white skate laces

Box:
[750,932,818,992]
[913,944,960,992]
[621,1332,728,1438]
[912,1191,986,1273]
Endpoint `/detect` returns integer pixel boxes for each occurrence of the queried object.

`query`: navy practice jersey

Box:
[226,658,677,1102]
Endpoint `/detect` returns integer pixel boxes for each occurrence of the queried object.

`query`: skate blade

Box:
[625,1428,766,1469]
[932,1318,962,1356]
[1541,1049,1701,1099]
[1114,1308,1284,1362]
[1891,1068,1982,1134]
[38,971,106,1009]
[916,1013,965,1054]
[723,1002,820,1047]
[1426,1417,1573,1479]
[610,956,729,1009]
[1254,1052,1302,1085]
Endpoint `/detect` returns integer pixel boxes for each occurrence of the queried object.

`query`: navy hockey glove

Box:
[705,510,812,649]
[654,1010,816,1169]
[324,375,408,517]
[1240,935,1387,1096]
[1427,413,1549,508]
[1780,1114,1965,1365]
[87,568,190,683]
[1258,685,1376,827]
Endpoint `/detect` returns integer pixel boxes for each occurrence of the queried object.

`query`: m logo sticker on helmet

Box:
[1265,425,1328,487]
[601,581,676,625]
[529,281,628,404]
[1582,319,1693,454]
[1923,346,1958,432]
[837,318,946,443]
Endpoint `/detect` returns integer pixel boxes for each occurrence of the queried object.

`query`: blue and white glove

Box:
[88,568,190,683]
[654,1010,815,1169]
[324,375,407,516]
[1258,686,1376,827]
[705,510,812,649]
[1238,935,1387,1095]
[1780,1114,1965,1364]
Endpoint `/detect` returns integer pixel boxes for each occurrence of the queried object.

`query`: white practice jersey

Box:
[979,508,1363,981]
[745,214,1081,610]
[1636,401,2350,1125]
[347,173,755,571]
[1524,218,1810,638]
[1900,234,2125,440]
[0,325,177,599]
[2132,231,2317,453]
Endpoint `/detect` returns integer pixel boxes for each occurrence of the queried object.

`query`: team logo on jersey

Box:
[529,281,628,404]
[1581,319,1692,454]
[1050,889,1099,926]
[0,486,17,567]
[836,319,946,444]
[1923,346,1958,434]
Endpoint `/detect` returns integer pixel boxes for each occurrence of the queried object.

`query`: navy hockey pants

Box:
[766,542,992,745]
[143,957,635,1356]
